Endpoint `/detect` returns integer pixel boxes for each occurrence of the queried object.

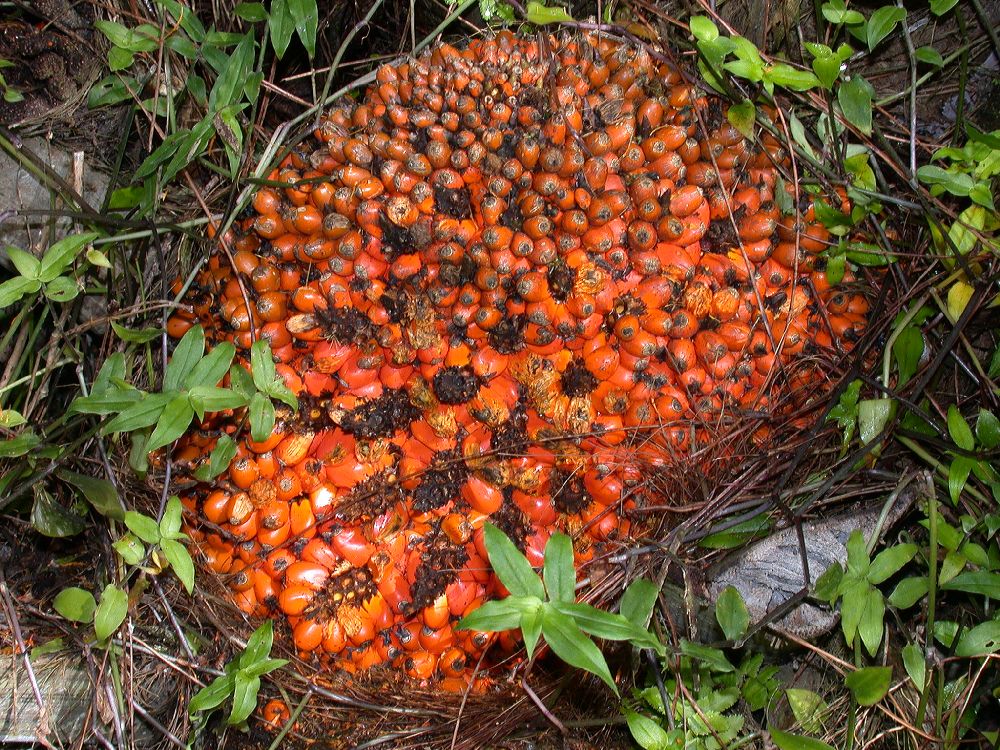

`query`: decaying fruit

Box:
[169,30,867,683]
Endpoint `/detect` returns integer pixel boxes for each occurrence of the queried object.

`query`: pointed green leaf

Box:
[954,619,1000,656]
[484,523,544,599]
[144,394,194,453]
[5,245,41,279]
[185,341,236,389]
[521,606,543,658]
[287,0,317,57]
[189,673,235,713]
[540,607,618,695]
[620,578,658,629]
[947,405,974,450]
[38,232,99,283]
[194,434,238,481]
[543,532,575,602]
[58,470,123,520]
[868,543,917,583]
[163,325,205,392]
[240,620,275,668]
[44,276,80,302]
[948,456,974,505]
[54,587,97,623]
[159,495,184,538]
[623,707,671,750]
[250,338,277,393]
[715,586,750,641]
[248,391,275,443]
[0,276,41,308]
[112,533,145,565]
[456,599,526,632]
[838,75,873,135]
[125,511,161,544]
[901,643,925,687]
[161,538,195,594]
[845,666,891,705]
[888,576,928,609]
[268,0,294,58]
[94,584,129,642]
[770,727,836,750]
[31,489,86,537]
[866,6,905,50]
[228,671,260,725]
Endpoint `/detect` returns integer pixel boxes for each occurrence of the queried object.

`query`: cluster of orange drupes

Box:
[168,31,868,686]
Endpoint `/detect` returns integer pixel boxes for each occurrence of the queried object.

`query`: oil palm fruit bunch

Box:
[167,30,869,685]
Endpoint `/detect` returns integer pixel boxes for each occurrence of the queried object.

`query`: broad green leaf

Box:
[44,276,80,302]
[0,430,41,457]
[94,584,129,642]
[0,276,41,308]
[845,530,870,575]
[929,0,959,14]
[521,606,543,658]
[845,666,891,705]
[31,489,86,537]
[715,586,750,641]
[159,495,184,538]
[525,1,573,23]
[868,543,917,583]
[229,363,255,399]
[234,2,268,21]
[947,405,975,451]
[90,353,127,396]
[161,538,195,594]
[918,165,974,196]
[727,100,756,138]
[102,392,173,434]
[125,511,161,544]
[550,601,660,650]
[0,408,25,428]
[57,470,123,520]
[765,63,821,91]
[53,587,97,623]
[948,456,974,505]
[194,434,238,481]
[70,388,143,416]
[814,562,843,602]
[941,571,1000,597]
[185,341,236,389]
[250,338,277,393]
[228,672,260,725]
[248,391,276,443]
[866,6,905,50]
[821,0,865,25]
[954,618,1000,656]
[888,576,928,608]
[241,620,275,669]
[901,643,925,687]
[542,532,575,602]
[110,322,162,343]
[268,0,295,58]
[679,640,735,673]
[189,673,235,713]
[785,688,828,734]
[38,232,99,283]
[915,46,944,67]
[623,707,670,750]
[240,657,288,679]
[188,386,247,419]
[164,325,205,392]
[540,607,618,694]
[484,523,545,599]
[838,75,874,135]
[209,34,253,110]
[113,533,145,565]
[620,578,658,629]
[976,409,1000,449]
[840,579,869,644]
[456,599,530,632]
[858,398,893,444]
[134,129,188,180]
[144,394,195,453]
[689,15,719,42]
[287,0,317,57]
[5,245,41,278]
[770,727,836,750]
[86,247,110,268]
[858,587,885,655]
[892,325,923,386]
